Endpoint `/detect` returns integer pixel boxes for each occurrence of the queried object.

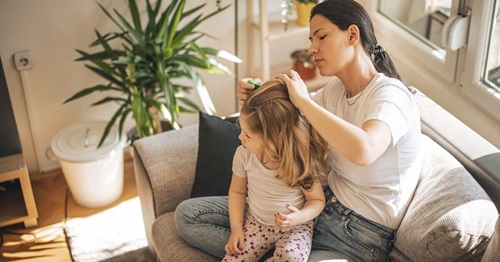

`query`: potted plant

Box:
[282,0,323,30]
[64,0,241,147]
[290,49,316,80]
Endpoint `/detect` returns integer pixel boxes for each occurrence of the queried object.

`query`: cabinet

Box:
[246,0,332,92]
[0,154,38,228]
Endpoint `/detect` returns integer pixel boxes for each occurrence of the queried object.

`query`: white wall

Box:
[0,0,240,174]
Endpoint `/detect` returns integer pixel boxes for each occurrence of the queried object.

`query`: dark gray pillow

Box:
[191,112,241,198]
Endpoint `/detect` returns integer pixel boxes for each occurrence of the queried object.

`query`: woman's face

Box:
[308,14,353,76]
[238,114,263,156]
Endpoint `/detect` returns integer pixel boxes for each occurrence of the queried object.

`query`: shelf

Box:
[251,11,310,41]
[247,0,316,82]
[0,180,29,227]
[0,154,38,228]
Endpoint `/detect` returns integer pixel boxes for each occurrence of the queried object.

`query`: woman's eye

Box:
[319,35,327,40]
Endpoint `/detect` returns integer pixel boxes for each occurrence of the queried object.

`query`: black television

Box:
[0,56,22,158]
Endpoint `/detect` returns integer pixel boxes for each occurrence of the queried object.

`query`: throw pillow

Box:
[191,112,241,198]
[389,135,497,261]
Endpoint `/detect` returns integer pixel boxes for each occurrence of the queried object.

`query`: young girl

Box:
[222,80,331,262]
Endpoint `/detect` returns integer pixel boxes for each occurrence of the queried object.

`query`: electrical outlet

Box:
[13,50,34,71]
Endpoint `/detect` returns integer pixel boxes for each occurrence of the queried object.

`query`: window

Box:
[367,0,500,122]
[484,5,500,91]
[461,0,500,121]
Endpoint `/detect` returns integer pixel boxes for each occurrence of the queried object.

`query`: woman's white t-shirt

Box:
[312,73,422,229]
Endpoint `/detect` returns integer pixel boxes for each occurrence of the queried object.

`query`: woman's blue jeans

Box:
[175,187,396,261]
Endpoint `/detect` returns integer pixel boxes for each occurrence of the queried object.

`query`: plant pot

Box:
[291,49,316,80]
[295,1,316,27]
[50,121,127,208]
[294,61,316,80]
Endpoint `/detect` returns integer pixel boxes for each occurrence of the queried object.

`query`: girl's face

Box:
[308,14,353,76]
[238,114,263,156]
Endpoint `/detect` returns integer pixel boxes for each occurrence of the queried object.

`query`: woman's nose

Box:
[308,42,317,54]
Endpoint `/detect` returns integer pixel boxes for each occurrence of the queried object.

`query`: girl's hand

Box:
[237,78,262,106]
[275,204,304,229]
[224,230,245,255]
[275,70,311,110]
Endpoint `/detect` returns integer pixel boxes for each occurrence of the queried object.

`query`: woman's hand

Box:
[275,204,304,229]
[225,229,245,255]
[275,70,311,110]
[237,78,262,106]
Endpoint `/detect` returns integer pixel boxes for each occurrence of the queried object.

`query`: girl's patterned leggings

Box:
[222,212,314,262]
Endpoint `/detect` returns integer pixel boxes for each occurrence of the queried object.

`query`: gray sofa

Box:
[133,88,500,261]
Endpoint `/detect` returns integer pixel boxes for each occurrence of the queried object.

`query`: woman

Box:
[176,0,422,261]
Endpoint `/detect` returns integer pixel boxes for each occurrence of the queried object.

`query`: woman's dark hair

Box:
[311,0,401,80]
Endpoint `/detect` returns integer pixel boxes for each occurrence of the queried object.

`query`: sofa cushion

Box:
[481,215,500,262]
[389,135,498,261]
[152,212,219,262]
[191,112,241,198]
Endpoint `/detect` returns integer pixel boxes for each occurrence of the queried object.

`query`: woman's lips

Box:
[315,59,323,65]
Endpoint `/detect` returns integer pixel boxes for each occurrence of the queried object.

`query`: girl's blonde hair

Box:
[240,79,331,189]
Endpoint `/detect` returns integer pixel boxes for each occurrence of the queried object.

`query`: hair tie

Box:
[372,44,385,55]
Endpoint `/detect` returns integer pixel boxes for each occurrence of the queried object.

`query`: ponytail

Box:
[372,44,401,80]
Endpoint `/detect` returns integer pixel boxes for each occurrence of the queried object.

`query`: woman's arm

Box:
[275,182,325,229]
[276,71,391,165]
[225,174,248,255]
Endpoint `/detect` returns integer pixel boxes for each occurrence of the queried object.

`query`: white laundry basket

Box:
[50,121,128,208]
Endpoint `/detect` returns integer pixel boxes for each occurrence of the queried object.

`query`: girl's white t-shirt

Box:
[313,73,422,229]
[232,145,305,226]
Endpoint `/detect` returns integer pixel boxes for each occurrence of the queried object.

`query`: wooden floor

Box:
[0,152,137,262]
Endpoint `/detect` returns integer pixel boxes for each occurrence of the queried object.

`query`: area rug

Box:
[64,197,154,262]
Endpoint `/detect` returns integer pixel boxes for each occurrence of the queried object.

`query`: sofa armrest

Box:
[133,124,199,217]
[133,124,199,258]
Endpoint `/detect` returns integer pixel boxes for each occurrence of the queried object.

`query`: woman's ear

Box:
[347,24,360,45]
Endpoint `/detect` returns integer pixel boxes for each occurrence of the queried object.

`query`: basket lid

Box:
[51,121,127,162]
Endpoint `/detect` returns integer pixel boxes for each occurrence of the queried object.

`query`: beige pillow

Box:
[390,135,498,261]
[481,215,500,262]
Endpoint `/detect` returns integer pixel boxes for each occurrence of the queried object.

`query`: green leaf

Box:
[188,42,208,62]
[90,32,132,47]
[178,105,197,113]
[91,97,128,106]
[182,3,206,18]
[176,96,200,111]
[114,9,146,47]
[75,49,124,62]
[85,65,127,89]
[63,85,121,104]
[175,55,210,69]
[131,93,153,138]
[128,0,142,35]
[183,65,216,114]
[98,104,126,147]
[203,48,242,63]
[97,2,126,32]
[164,0,185,49]
[118,108,131,141]
[156,0,178,44]
[171,14,202,46]
[207,59,233,75]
